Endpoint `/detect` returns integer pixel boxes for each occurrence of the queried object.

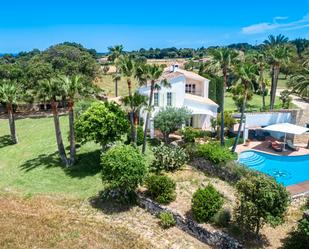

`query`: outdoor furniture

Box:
[286,140,299,151]
[268,141,283,152]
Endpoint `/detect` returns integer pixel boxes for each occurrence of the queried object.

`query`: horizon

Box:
[0,0,309,53]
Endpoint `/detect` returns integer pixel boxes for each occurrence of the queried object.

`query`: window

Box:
[167,92,172,106]
[154,93,159,106]
[185,84,196,94]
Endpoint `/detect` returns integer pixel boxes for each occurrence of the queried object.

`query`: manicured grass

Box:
[225,92,282,112]
[0,116,103,199]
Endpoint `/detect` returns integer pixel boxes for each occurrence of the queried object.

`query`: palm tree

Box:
[291,38,308,58]
[264,34,288,47]
[117,55,136,142]
[231,63,258,152]
[209,48,239,146]
[252,51,267,109]
[288,68,309,98]
[121,92,148,143]
[36,78,69,166]
[135,63,168,153]
[58,75,85,166]
[266,45,292,109]
[108,45,124,97]
[0,80,21,144]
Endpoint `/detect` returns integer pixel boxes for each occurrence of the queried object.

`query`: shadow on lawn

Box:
[0,135,14,149]
[19,149,102,178]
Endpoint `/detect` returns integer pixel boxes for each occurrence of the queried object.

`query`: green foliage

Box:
[145,174,176,204]
[216,111,236,131]
[74,102,129,148]
[101,144,148,194]
[74,99,98,117]
[151,144,188,173]
[211,209,231,227]
[234,174,290,235]
[196,142,237,164]
[279,90,292,109]
[154,107,192,143]
[191,184,224,223]
[181,127,212,143]
[225,137,244,148]
[230,83,253,111]
[126,126,144,146]
[159,211,176,229]
[282,218,309,249]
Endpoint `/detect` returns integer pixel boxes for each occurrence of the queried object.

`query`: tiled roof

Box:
[185,93,218,106]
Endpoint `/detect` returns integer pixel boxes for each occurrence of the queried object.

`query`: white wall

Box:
[245,112,292,128]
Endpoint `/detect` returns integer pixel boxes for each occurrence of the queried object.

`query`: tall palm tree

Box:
[252,51,267,109]
[135,63,168,153]
[209,48,239,146]
[117,55,136,142]
[59,75,85,166]
[266,45,291,109]
[108,45,124,97]
[231,63,258,152]
[36,78,69,166]
[0,80,21,144]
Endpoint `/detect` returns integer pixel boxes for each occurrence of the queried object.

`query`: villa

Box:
[138,64,218,136]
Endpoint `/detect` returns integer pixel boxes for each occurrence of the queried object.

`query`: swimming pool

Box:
[238,150,309,186]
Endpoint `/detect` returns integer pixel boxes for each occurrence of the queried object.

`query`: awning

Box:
[261,123,309,135]
[187,106,217,117]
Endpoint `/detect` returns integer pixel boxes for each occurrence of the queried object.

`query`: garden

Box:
[1,39,309,249]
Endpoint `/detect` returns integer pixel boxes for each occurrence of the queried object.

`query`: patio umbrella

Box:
[261,123,309,150]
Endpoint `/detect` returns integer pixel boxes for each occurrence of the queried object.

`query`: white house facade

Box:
[138,65,218,135]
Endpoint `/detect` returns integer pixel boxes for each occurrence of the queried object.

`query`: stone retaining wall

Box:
[137,194,243,249]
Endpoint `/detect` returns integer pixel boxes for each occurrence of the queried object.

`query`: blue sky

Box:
[1,0,309,52]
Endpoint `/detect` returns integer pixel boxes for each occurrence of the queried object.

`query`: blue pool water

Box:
[238,150,309,186]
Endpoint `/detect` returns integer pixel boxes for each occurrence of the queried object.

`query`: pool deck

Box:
[236,140,309,198]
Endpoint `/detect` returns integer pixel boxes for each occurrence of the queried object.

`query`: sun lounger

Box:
[268,141,283,152]
[286,140,299,151]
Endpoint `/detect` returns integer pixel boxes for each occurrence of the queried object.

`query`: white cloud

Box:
[242,13,309,34]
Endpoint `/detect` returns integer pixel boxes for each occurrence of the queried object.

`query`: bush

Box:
[181,127,212,143]
[159,211,176,229]
[101,144,148,197]
[234,174,290,236]
[196,142,237,164]
[126,126,144,146]
[152,144,188,172]
[145,174,176,204]
[211,209,231,227]
[282,218,309,249]
[191,184,224,223]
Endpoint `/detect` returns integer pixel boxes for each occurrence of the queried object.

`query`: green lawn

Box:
[225,92,282,112]
[0,116,103,199]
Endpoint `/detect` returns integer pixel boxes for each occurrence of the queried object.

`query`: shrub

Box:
[196,142,237,164]
[126,126,144,146]
[181,127,212,143]
[152,144,188,172]
[145,174,176,204]
[211,209,231,227]
[75,102,129,149]
[101,144,148,197]
[282,218,309,249]
[191,184,224,223]
[159,211,176,229]
[234,174,290,236]
[154,107,192,143]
